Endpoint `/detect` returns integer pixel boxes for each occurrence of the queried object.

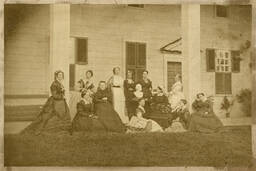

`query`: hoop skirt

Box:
[94,89,126,133]
[21,81,71,135]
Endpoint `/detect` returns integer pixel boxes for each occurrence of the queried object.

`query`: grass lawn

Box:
[4,126,252,167]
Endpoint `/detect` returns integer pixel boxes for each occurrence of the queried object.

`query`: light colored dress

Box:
[108,75,129,124]
[127,106,163,132]
[168,81,185,109]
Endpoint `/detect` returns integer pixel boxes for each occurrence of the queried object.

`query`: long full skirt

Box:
[189,113,223,133]
[94,102,126,133]
[21,97,71,135]
[72,115,106,132]
[112,87,129,124]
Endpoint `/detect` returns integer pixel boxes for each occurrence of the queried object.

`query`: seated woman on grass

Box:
[151,86,172,114]
[127,98,163,133]
[93,81,126,133]
[165,99,190,132]
[189,93,223,133]
[72,89,105,133]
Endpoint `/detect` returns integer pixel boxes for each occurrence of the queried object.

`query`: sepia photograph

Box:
[2,1,255,169]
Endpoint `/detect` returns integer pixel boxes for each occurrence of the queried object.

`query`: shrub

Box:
[236,89,252,117]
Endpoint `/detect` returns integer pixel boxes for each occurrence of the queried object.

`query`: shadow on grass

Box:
[4,126,252,167]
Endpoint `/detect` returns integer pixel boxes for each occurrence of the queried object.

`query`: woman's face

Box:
[157,87,162,94]
[142,72,148,78]
[127,71,132,79]
[99,83,106,90]
[86,71,92,79]
[56,72,64,81]
[114,68,120,75]
[175,75,180,82]
[136,84,142,91]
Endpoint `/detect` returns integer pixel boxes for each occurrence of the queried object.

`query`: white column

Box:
[49,4,70,103]
[181,4,201,108]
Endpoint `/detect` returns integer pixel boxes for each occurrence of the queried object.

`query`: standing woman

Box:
[94,81,126,133]
[69,70,96,119]
[78,70,96,95]
[22,70,71,135]
[139,70,153,115]
[168,74,185,110]
[107,67,129,124]
[123,70,136,119]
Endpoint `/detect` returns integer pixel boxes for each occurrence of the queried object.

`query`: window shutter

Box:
[231,50,240,72]
[215,73,225,94]
[76,38,88,64]
[215,73,232,94]
[69,64,75,90]
[224,73,232,94]
[126,42,136,66]
[137,43,146,67]
[206,49,215,72]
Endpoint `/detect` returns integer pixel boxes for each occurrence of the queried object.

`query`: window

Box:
[75,38,88,64]
[231,50,241,72]
[126,42,146,82]
[216,5,228,18]
[215,49,231,73]
[128,4,144,8]
[215,50,232,94]
[69,64,76,90]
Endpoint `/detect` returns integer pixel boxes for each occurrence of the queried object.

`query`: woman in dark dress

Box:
[94,81,126,133]
[70,70,96,120]
[189,93,223,133]
[123,70,136,119]
[151,86,172,114]
[72,90,105,132]
[139,70,153,115]
[21,70,71,135]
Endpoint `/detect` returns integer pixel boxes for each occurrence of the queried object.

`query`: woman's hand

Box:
[102,97,108,101]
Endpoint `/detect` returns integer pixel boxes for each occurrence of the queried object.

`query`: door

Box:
[167,62,182,91]
[126,42,146,82]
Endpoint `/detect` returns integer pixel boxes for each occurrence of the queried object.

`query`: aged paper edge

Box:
[0,0,255,171]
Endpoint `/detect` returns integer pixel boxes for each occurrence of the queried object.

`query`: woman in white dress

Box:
[127,98,163,133]
[107,67,129,124]
[168,74,185,110]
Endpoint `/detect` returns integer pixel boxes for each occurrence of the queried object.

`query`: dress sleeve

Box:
[50,82,63,100]
[123,80,128,98]
[94,92,103,103]
[106,90,113,104]
[76,102,89,116]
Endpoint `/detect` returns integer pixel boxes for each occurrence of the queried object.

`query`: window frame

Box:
[125,41,147,82]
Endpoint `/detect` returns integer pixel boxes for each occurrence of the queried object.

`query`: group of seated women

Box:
[21,68,223,135]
